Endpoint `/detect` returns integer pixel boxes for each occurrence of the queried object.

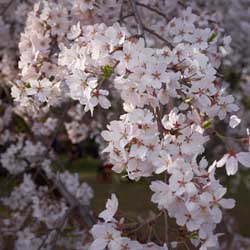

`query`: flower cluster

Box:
[59,22,127,114]
[90,194,169,250]
[98,7,250,250]
[150,160,235,249]
[0,137,48,175]
[102,109,161,180]
[1,170,94,250]
[1,0,250,249]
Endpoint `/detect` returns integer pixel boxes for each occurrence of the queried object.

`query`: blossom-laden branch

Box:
[1,0,250,250]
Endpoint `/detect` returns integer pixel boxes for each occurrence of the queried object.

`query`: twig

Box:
[120,13,134,22]
[54,178,96,227]
[34,153,95,228]
[177,1,186,8]
[0,0,15,16]
[129,0,146,45]
[136,2,169,21]
[143,26,174,49]
[164,210,169,246]
[36,232,51,250]
[182,241,191,250]
[47,207,73,250]
[124,0,174,49]
[119,0,125,21]
[154,106,165,139]
[152,227,164,245]
[147,225,153,242]
[127,211,163,235]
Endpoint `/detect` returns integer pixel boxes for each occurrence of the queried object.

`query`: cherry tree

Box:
[0,0,250,250]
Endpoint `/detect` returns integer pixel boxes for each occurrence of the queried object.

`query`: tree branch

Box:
[47,207,73,250]
[164,210,169,247]
[129,0,146,45]
[0,0,15,16]
[119,0,125,21]
[120,13,134,22]
[143,26,174,49]
[126,0,173,49]
[54,178,96,227]
[136,2,169,21]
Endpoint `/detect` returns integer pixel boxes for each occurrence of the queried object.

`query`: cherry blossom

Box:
[217,151,250,175]
[229,115,241,128]
[99,193,118,223]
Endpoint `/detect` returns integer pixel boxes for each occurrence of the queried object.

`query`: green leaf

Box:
[24,82,31,88]
[101,65,113,80]
[184,97,192,103]
[208,32,218,43]
[202,119,213,129]
[188,231,198,239]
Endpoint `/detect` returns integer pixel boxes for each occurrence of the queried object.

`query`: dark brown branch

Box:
[120,13,134,22]
[125,1,173,49]
[143,26,174,49]
[36,232,51,250]
[126,211,163,234]
[0,0,15,16]
[119,0,125,20]
[54,178,96,227]
[155,106,165,139]
[129,0,146,45]
[164,210,169,248]
[136,2,169,21]
[47,207,73,250]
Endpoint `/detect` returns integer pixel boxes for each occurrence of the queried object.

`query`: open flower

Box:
[229,115,241,128]
[27,79,52,102]
[99,193,118,222]
[217,151,250,175]
[90,223,121,250]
